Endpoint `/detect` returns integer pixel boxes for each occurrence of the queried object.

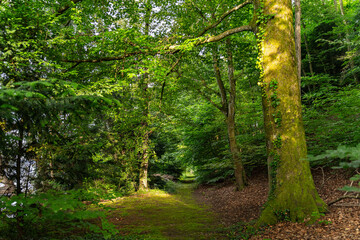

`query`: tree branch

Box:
[160,55,183,101]
[198,0,253,37]
[199,79,221,98]
[328,195,360,206]
[195,87,223,112]
[64,25,253,63]
[63,62,81,73]
[203,25,254,43]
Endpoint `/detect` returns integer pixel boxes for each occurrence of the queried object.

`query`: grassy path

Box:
[103,182,226,239]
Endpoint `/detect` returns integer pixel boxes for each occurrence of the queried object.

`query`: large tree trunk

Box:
[256,0,326,225]
[226,39,247,191]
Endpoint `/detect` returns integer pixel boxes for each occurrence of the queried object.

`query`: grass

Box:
[102,182,225,239]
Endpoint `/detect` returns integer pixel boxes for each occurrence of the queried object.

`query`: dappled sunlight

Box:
[102,183,223,239]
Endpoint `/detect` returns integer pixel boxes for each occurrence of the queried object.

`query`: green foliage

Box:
[304,83,360,157]
[224,221,259,240]
[308,143,360,168]
[0,190,118,239]
[308,143,360,194]
[310,212,332,225]
[274,209,290,222]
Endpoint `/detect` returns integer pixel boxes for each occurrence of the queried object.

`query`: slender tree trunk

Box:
[295,0,301,90]
[302,28,314,77]
[338,0,358,83]
[255,0,326,225]
[16,124,23,195]
[138,0,152,190]
[211,45,246,191]
[225,39,247,190]
[138,130,150,190]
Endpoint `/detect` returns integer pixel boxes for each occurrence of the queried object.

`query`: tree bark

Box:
[201,44,247,191]
[225,39,247,190]
[295,0,301,90]
[255,0,326,225]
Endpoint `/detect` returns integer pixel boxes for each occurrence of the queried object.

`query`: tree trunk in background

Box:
[338,0,359,83]
[138,0,152,190]
[256,0,326,225]
[16,124,23,195]
[295,0,301,90]
[226,39,247,191]
[138,130,150,190]
[211,44,246,191]
[303,27,314,77]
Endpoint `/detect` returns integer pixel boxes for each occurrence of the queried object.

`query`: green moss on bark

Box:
[255,0,327,226]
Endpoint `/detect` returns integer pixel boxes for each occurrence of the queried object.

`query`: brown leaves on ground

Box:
[193,168,360,239]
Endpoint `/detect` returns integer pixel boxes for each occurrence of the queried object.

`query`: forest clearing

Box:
[1,0,360,239]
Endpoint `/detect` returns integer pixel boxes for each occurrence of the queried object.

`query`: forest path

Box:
[103,182,226,239]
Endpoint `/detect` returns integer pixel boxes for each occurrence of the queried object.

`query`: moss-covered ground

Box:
[103,182,226,239]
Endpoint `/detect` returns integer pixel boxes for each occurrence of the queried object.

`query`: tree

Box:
[255,0,326,225]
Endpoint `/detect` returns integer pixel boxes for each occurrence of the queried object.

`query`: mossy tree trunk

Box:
[256,0,327,225]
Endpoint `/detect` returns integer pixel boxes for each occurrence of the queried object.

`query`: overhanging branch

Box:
[198,0,253,37]
[63,24,253,63]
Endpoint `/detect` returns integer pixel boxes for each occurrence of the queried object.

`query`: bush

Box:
[0,190,118,239]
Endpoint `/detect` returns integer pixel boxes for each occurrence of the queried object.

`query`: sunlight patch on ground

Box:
[102,183,225,239]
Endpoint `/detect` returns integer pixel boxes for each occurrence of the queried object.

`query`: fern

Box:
[308,144,360,194]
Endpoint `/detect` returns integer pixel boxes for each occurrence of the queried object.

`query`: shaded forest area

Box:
[0,0,360,239]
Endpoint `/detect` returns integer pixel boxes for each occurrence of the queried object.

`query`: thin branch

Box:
[160,55,183,101]
[168,24,253,52]
[198,0,253,37]
[63,62,81,73]
[203,25,253,43]
[328,195,360,206]
[199,79,221,97]
[195,87,223,112]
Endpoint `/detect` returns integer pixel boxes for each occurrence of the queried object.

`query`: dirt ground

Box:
[193,168,360,239]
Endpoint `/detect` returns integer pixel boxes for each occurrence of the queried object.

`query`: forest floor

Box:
[103,182,226,239]
[103,168,360,239]
[194,168,360,239]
